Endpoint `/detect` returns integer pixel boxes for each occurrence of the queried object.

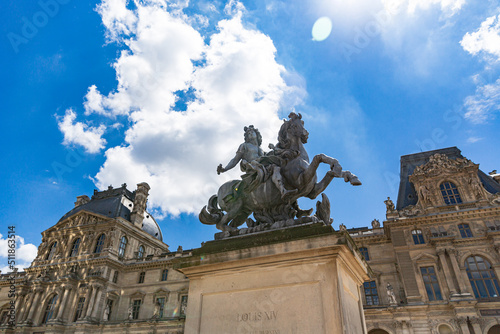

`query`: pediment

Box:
[412,252,438,263]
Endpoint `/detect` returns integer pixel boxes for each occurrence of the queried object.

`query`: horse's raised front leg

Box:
[300,154,341,185]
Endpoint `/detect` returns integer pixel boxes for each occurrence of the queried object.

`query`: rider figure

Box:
[217,125,297,201]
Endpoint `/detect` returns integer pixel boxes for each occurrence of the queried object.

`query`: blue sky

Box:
[1,0,500,271]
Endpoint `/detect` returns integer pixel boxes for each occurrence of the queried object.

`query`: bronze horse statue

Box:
[200,112,361,232]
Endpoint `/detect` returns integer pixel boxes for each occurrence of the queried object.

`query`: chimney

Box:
[75,195,90,207]
[130,182,151,228]
[490,170,500,183]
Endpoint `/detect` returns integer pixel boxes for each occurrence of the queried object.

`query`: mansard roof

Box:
[396,146,500,210]
[58,184,163,241]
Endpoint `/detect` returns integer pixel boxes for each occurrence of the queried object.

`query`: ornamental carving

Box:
[398,205,421,217]
[412,154,476,178]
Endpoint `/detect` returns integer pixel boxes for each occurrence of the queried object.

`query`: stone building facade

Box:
[1,146,500,333]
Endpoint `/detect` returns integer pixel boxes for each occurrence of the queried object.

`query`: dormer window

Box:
[94,234,106,254]
[69,238,81,257]
[137,245,145,260]
[118,236,128,257]
[440,182,462,205]
[46,242,57,260]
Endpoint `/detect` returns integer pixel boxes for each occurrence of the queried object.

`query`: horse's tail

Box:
[199,195,224,225]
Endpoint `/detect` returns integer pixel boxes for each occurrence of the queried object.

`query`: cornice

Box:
[385,206,500,229]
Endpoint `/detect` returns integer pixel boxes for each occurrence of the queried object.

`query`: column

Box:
[457,318,471,334]
[85,286,98,318]
[55,287,71,321]
[437,249,457,295]
[14,293,24,312]
[447,249,470,295]
[80,287,92,320]
[17,293,32,323]
[470,317,482,334]
[91,288,103,319]
[25,289,42,324]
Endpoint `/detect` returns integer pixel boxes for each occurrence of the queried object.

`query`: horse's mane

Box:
[277,112,302,150]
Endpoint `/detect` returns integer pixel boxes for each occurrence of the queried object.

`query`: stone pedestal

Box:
[179,223,370,334]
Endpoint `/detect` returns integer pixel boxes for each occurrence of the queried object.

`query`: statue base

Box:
[214,217,331,240]
[179,223,370,334]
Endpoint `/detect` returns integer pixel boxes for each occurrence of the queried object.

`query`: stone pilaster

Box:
[25,288,43,324]
[437,249,457,296]
[55,286,71,321]
[447,249,470,295]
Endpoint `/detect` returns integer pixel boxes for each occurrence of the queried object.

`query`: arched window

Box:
[138,271,146,284]
[412,229,425,244]
[458,224,473,238]
[488,325,500,334]
[94,234,106,254]
[359,247,370,261]
[368,330,389,334]
[466,256,500,299]
[438,324,453,334]
[69,238,81,257]
[118,236,128,257]
[46,242,57,260]
[440,182,462,205]
[137,245,145,259]
[42,294,58,324]
[161,269,169,281]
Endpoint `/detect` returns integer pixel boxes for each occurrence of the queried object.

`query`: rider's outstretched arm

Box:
[217,145,244,174]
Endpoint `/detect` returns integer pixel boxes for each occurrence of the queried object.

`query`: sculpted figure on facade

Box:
[386,283,397,305]
[103,305,110,321]
[200,112,361,234]
[418,185,431,206]
[384,197,395,212]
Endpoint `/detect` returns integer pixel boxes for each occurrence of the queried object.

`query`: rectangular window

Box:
[359,247,370,261]
[161,269,168,281]
[138,271,145,284]
[112,271,119,283]
[132,299,141,320]
[74,297,85,322]
[458,224,473,238]
[421,266,443,301]
[412,229,425,244]
[363,281,379,305]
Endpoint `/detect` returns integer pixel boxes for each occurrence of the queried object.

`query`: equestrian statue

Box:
[199,112,361,234]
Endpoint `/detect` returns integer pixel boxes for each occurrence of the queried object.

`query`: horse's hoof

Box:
[350,176,362,186]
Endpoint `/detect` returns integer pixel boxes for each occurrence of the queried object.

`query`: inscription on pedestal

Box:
[199,282,324,334]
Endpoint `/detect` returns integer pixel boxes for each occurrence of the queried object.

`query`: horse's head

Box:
[278,112,308,148]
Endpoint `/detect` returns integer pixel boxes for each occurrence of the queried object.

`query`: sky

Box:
[1,0,500,272]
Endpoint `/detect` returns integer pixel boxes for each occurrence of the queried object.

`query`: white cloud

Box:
[466,136,484,143]
[57,109,107,154]
[463,78,500,124]
[461,15,500,62]
[0,234,37,273]
[382,0,465,16]
[83,1,304,215]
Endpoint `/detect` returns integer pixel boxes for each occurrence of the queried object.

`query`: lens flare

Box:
[312,17,332,41]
